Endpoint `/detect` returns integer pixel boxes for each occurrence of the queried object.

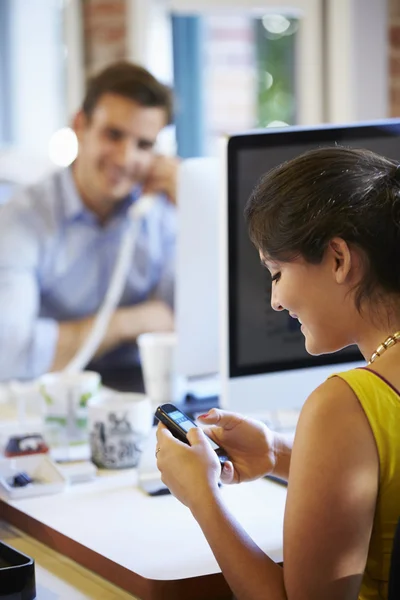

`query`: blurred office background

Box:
[0,0,398,200]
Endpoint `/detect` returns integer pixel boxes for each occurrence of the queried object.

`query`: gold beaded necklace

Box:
[368,331,400,365]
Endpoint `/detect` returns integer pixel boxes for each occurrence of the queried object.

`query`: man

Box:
[0,62,178,381]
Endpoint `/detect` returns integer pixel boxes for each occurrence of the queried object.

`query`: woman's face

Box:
[261,246,359,356]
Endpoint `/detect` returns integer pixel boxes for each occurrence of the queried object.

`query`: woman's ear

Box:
[328,237,353,284]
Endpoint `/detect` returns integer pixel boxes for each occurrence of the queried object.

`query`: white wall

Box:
[64,0,85,119]
[127,0,173,84]
[9,0,65,154]
[325,0,388,123]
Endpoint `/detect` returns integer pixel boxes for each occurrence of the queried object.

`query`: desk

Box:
[1,469,286,600]
[0,371,286,599]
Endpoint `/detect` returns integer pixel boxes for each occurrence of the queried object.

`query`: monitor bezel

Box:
[227,119,400,378]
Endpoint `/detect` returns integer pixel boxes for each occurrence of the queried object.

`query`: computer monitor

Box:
[221,119,400,415]
[176,157,221,379]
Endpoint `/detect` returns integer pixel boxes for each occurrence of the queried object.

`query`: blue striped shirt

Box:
[0,167,176,381]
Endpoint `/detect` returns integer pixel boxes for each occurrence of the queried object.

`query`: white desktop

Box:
[175,157,220,379]
[219,120,400,416]
[173,150,359,420]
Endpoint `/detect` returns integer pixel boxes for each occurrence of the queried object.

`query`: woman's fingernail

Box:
[198,412,211,419]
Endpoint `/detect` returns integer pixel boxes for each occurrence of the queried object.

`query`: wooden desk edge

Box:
[0,499,232,600]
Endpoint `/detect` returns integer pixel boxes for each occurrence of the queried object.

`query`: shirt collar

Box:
[59,166,142,224]
[59,166,87,221]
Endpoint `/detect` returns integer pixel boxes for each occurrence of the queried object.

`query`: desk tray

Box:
[0,540,36,599]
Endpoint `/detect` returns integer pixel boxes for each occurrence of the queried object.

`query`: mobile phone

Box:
[155,403,230,466]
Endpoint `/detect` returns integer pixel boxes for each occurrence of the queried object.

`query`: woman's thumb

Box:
[198,409,241,431]
[197,408,220,423]
[186,426,208,447]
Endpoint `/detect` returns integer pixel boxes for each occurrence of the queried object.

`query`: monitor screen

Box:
[227,120,400,379]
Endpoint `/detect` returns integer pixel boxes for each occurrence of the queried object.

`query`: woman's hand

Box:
[198,409,278,484]
[156,423,221,509]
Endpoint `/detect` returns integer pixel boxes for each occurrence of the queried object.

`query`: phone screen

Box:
[168,409,221,451]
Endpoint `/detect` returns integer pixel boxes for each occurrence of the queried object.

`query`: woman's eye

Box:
[271,272,281,283]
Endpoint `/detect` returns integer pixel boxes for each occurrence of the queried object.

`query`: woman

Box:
[156,146,400,600]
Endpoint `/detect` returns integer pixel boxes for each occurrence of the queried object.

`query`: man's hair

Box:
[245,146,400,312]
[82,61,174,124]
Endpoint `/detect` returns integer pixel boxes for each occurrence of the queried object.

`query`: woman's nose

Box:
[270,286,284,312]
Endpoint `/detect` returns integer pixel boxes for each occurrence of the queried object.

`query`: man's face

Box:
[74,93,167,213]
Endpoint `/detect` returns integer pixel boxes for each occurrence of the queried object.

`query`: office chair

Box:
[388,518,400,599]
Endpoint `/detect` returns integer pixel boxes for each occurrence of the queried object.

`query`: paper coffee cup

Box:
[137,332,186,407]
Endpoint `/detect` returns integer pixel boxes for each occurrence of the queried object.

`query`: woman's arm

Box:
[271,431,294,481]
[199,377,378,600]
[282,377,378,600]
[190,484,287,600]
[157,376,379,600]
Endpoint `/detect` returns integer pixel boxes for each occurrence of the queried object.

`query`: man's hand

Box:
[143,155,180,205]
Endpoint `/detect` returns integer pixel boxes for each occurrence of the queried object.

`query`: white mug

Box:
[88,391,153,469]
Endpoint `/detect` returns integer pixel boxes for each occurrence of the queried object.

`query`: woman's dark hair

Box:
[245,146,400,311]
[82,61,174,124]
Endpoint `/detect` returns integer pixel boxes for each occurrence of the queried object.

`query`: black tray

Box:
[0,540,36,599]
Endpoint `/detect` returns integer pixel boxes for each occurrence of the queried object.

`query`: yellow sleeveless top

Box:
[333,367,400,600]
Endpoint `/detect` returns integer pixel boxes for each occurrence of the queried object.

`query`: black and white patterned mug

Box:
[88,392,153,469]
